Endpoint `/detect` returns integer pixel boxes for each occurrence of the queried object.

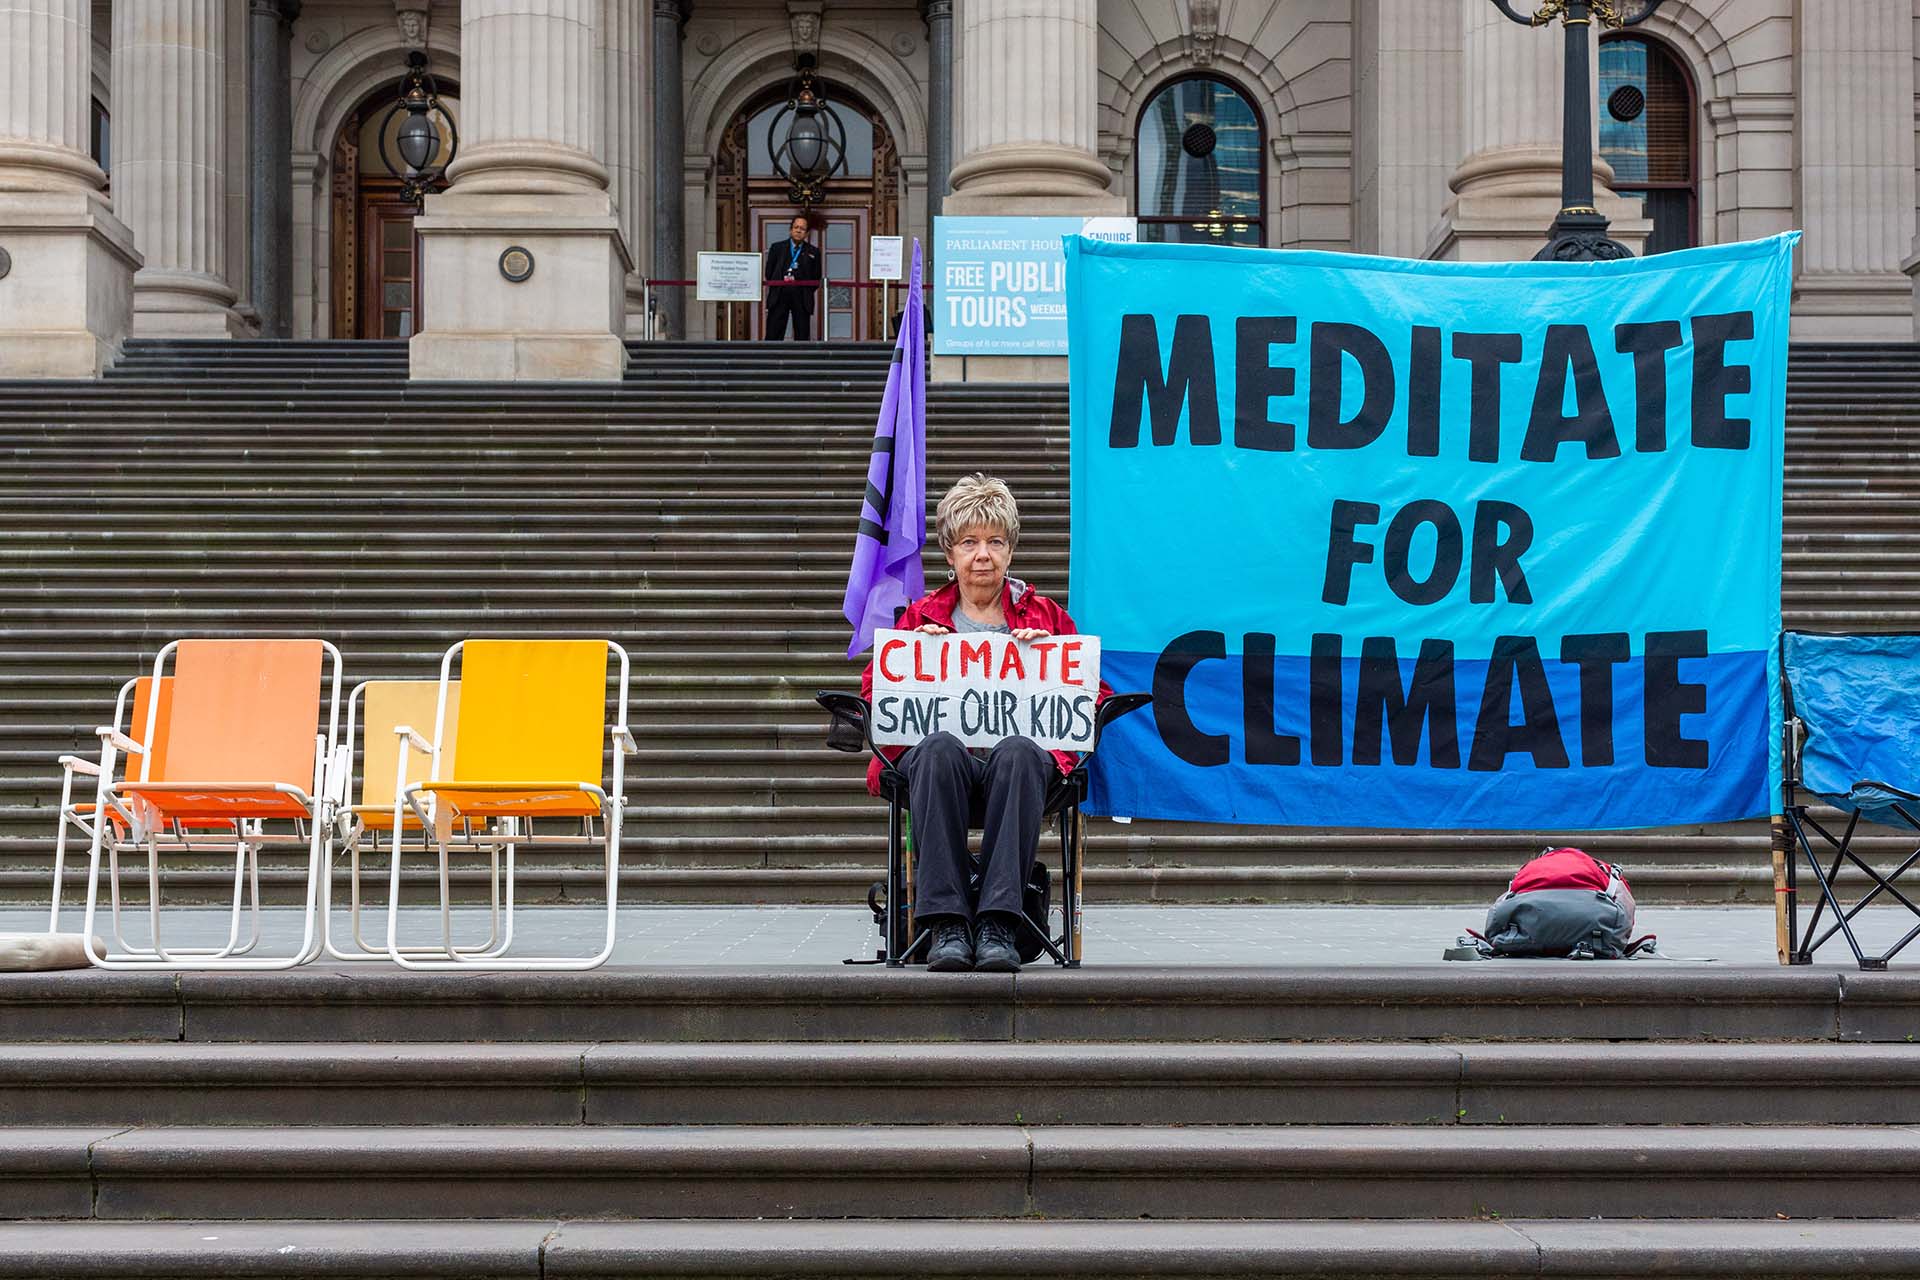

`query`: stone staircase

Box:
[1,339,1917,908]
[0,965,1917,1275]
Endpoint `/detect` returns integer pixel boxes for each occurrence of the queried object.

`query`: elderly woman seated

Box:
[860,474,1106,973]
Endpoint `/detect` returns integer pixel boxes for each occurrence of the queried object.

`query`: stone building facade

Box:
[1,0,1917,378]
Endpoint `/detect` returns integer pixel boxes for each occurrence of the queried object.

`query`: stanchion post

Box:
[1771,814,1791,965]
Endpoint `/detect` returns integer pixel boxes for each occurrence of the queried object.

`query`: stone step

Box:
[0,1040,1912,1128]
[2,966,1909,1044]
[2,1218,1917,1280]
[0,861,1796,909]
[9,1123,1920,1222]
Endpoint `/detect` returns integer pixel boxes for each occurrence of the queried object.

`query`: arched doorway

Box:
[714,81,900,340]
[328,80,460,338]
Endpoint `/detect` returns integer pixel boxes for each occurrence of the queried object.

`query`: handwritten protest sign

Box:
[1065,233,1797,830]
[869,629,1102,752]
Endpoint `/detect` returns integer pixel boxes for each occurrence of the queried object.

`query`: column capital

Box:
[919,0,953,24]
[249,0,301,23]
[654,0,690,27]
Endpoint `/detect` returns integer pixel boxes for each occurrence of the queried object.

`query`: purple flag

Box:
[842,239,927,657]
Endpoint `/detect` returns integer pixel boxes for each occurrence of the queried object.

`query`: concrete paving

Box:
[10,902,1917,966]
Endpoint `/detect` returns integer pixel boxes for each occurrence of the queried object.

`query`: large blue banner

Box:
[1066,234,1797,830]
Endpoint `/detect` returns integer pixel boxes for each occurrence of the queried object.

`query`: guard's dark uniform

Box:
[763,237,822,340]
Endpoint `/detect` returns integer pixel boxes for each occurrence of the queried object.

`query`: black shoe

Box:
[973,914,1022,972]
[926,920,973,972]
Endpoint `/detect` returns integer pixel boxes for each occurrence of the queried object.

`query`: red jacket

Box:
[859,576,1111,796]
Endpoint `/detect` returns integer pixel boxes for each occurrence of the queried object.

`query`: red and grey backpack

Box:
[1462,848,1651,959]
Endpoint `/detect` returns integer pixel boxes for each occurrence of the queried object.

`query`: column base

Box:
[131,306,252,338]
[943,145,1123,211]
[1426,191,1649,263]
[409,332,628,381]
[932,354,1082,384]
[410,190,631,382]
[0,189,139,378]
[1796,271,1916,342]
[130,269,247,337]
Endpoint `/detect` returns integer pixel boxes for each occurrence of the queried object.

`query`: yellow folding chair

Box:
[324,680,505,961]
[388,639,634,970]
[79,638,344,970]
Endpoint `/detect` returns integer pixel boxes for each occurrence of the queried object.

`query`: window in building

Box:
[1599,35,1696,254]
[90,97,109,180]
[1135,75,1264,246]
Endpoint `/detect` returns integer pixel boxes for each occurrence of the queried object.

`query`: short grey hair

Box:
[935,473,1021,553]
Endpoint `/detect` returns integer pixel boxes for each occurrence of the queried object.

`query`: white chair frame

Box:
[324,681,511,962]
[385,639,635,970]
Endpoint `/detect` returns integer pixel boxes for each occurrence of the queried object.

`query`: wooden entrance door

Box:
[715,86,898,342]
[748,206,870,340]
[329,80,458,339]
[359,194,422,339]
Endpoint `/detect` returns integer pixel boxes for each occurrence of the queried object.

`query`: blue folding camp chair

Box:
[1780,632,1920,969]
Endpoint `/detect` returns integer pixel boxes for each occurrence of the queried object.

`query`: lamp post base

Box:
[1535,209,1636,262]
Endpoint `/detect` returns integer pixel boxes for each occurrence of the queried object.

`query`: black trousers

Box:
[766,296,812,340]
[900,732,1054,924]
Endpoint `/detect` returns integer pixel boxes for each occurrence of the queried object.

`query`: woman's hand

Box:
[1011,628,1052,642]
[916,623,952,635]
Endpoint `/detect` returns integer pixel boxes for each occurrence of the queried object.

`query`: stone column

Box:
[1795,0,1915,339]
[1429,0,1643,261]
[649,0,686,340]
[0,0,140,376]
[113,0,245,334]
[602,0,648,331]
[247,0,298,339]
[412,0,631,380]
[940,0,1118,382]
[943,0,1119,213]
[1351,0,1459,258]
[920,0,953,219]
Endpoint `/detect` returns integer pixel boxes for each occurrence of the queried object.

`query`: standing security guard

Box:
[763,214,823,341]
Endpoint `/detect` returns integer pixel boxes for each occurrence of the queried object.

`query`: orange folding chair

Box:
[324,679,509,962]
[52,676,256,961]
[78,639,344,970]
[387,638,634,970]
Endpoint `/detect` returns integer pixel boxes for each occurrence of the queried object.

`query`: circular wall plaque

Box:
[499,246,535,283]
[0,247,12,281]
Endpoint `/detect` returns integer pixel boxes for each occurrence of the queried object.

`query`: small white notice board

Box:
[869,236,905,282]
[696,251,764,302]
[869,629,1102,752]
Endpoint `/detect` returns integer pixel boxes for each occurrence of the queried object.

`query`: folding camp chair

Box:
[815,690,1152,967]
[78,639,344,970]
[387,639,634,970]
[52,676,257,961]
[324,680,511,962]
[52,676,142,934]
[1781,631,1920,969]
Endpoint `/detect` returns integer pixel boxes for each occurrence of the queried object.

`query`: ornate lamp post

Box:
[378,50,458,206]
[1488,0,1668,260]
